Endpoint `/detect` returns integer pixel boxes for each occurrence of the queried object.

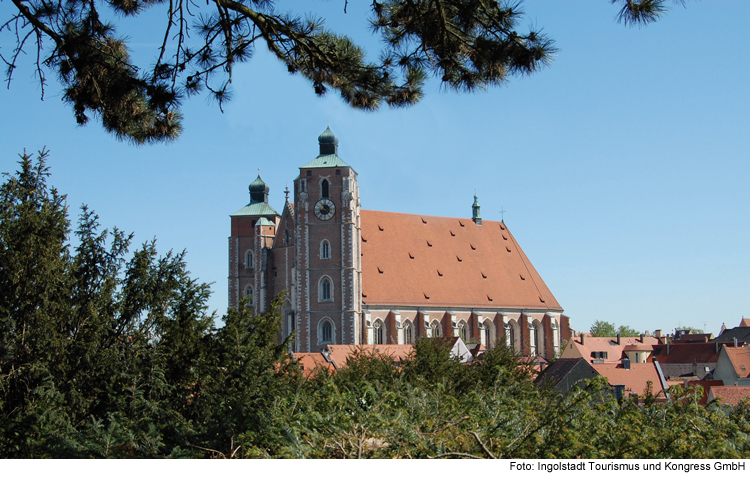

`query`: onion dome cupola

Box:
[318,126,339,155]
[249,174,270,204]
[301,126,353,170]
[231,171,280,219]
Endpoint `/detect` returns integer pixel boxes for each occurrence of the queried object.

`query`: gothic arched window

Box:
[458,321,468,342]
[244,285,254,307]
[319,276,333,302]
[321,320,333,343]
[430,320,441,338]
[321,179,329,198]
[320,240,330,259]
[373,320,384,345]
[404,321,413,345]
[245,250,254,269]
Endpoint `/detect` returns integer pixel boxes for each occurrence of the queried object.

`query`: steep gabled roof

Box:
[723,347,750,378]
[359,211,561,309]
[708,386,750,407]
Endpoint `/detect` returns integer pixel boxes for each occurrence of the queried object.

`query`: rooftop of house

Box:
[722,347,750,378]
[590,362,665,398]
[708,386,750,407]
[359,210,561,310]
[293,352,336,377]
[650,342,722,364]
[534,358,592,389]
[562,335,660,363]
[712,323,750,343]
[325,344,414,370]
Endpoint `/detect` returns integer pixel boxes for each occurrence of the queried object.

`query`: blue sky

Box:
[1,1,748,336]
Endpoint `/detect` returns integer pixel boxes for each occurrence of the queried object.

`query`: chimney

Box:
[622,357,631,370]
[617,333,621,345]
[654,329,662,338]
[640,333,644,343]
[734,338,738,348]
[581,334,584,346]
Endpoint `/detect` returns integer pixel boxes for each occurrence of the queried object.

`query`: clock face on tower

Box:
[314,199,336,221]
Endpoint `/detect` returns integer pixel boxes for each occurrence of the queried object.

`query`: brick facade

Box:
[229,128,571,357]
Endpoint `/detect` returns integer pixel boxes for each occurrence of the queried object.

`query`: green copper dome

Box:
[249,175,270,204]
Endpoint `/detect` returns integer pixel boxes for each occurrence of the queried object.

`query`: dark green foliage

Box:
[3,150,748,459]
[589,320,641,337]
[2,1,684,144]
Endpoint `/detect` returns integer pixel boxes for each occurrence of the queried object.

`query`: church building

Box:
[228,128,572,358]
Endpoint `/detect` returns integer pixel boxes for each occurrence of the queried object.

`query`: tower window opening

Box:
[322,179,329,198]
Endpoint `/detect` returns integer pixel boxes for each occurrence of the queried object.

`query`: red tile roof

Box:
[562,336,659,363]
[650,343,721,364]
[360,211,561,309]
[293,352,335,377]
[708,386,750,407]
[685,380,724,405]
[590,362,665,397]
[723,347,750,378]
[325,344,414,370]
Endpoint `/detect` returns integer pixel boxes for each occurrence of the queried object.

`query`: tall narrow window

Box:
[321,240,330,259]
[320,277,332,301]
[245,250,254,269]
[404,322,413,344]
[458,321,467,342]
[321,179,329,198]
[244,285,254,307]
[373,320,384,345]
[322,320,332,343]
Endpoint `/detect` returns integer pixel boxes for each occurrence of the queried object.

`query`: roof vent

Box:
[481,272,487,279]
[487,295,493,302]
[502,234,508,240]
[437,269,443,277]
[362,236,367,243]
[408,252,414,259]
[519,274,525,280]
[506,246,511,252]
[426,240,432,247]
[421,217,427,224]
[456,256,462,262]
[539,297,545,303]
[450,230,455,237]
[378,225,384,231]
[377,267,383,274]
[499,223,506,230]
[470,244,476,250]
[459,221,465,227]
[423,292,430,300]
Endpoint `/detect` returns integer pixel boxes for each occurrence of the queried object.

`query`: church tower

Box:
[228,174,280,310]
[294,127,362,352]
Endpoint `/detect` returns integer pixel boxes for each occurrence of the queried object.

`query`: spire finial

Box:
[472,191,482,226]
[499,207,505,222]
[284,185,290,202]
